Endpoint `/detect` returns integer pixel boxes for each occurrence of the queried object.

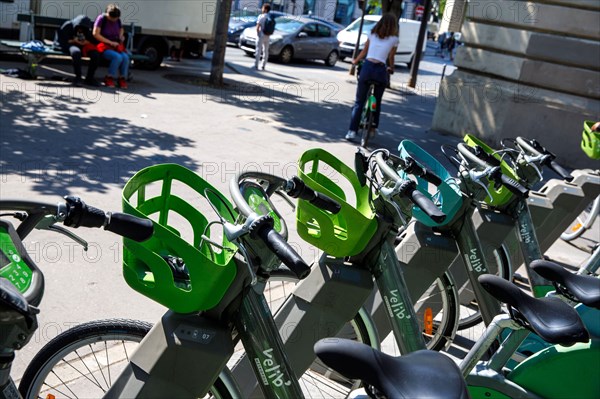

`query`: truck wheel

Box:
[279,46,293,64]
[138,40,165,70]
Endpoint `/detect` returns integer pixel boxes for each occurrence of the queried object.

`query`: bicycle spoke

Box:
[123,340,130,362]
[105,340,111,386]
[63,350,105,390]
[91,344,110,389]
[46,370,79,399]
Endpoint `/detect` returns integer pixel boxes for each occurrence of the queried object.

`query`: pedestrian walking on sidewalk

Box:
[255,3,276,70]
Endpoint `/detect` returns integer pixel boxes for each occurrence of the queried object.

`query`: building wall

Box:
[432,0,600,168]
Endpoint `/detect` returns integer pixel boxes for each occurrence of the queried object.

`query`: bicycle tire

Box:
[18,319,234,399]
[560,196,599,242]
[456,245,512,330]
[360,108,375,148]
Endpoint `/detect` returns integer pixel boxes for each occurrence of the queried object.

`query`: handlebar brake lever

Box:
[468,169,494,202]
[47,225,89,251]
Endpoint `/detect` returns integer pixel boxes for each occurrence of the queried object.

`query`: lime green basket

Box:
[582,120,600,160]
[296,149,378,257]
[122,164,238,314]
[463,134,521,207]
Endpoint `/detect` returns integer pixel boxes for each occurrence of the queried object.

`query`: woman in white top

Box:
[346,13,399,141]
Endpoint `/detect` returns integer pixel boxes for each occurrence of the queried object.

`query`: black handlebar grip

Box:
[404,157,443,186]
[547,160,573,182]
[421,169,443,186]
[288,177,341,214]
[64,196,106,228]
[407,188,446,224]
[310,192,342,214]
[259,227,311,279]
[500,174,529,198]
[106,212,154,242]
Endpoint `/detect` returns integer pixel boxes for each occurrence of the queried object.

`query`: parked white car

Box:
[337,15,426,67]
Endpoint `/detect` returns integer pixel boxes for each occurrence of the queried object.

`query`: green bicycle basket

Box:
[398,140,462,228]
[296,149,378,257]
[463,134,522,207]
[122,164,238,314]
[582,120,600,160]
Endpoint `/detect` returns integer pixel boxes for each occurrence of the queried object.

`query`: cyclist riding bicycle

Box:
[345,13,398,142]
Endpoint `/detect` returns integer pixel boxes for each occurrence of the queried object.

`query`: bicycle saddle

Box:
[479,274,589,345]
[531,260,600,309]
[314,338,469,399]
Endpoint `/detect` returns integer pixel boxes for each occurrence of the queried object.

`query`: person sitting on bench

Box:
[93,4,129,89]
[54,15,100,86]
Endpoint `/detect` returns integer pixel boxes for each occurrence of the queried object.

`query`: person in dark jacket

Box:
[54,15,100,86]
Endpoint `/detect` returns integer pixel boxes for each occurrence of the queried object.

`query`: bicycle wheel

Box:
[18,319,234,399]
[561,196,599,242]
[456,245,512,330]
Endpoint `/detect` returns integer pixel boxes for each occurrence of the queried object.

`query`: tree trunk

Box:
[209,0,233,86]
[382,0,404,20]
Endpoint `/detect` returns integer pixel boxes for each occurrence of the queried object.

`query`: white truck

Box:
[1,0,219,69]
[336,15,426,68]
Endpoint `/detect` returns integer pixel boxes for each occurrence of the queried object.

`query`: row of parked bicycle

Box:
[0,121,598,398]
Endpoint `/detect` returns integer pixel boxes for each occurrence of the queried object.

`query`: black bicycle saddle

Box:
[314,338,469,399]
[479,274,589,345]
[531,260,600,309]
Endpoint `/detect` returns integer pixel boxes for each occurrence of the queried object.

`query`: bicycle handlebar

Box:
[374,153,447,223]
[515,137,573,182]
[457,144,529,199]
[547,160,573,181]
[63,196,153,242]
[286,176,341,214]
[230,172,311,279]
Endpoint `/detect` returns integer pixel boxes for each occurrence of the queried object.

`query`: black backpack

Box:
[263,13,276,35]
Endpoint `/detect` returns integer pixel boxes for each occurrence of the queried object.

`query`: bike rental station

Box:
[0,114,598,399]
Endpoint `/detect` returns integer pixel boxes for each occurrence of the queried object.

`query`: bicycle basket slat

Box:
[297,149,377,257]
[122,164,237,314]
[463,134,522,206]
[398,140,462,227]
[582,120,600,160]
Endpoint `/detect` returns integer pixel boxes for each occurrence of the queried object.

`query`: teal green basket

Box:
[398,140,462,227]
[296,149,378,257]
[464,134,522,207]
[122,164,238,314]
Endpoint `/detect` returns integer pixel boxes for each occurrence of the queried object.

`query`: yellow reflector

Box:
[571,223,583,232]
[424,307,433,335]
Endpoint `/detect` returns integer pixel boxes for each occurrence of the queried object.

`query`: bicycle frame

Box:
[461,314,600,399]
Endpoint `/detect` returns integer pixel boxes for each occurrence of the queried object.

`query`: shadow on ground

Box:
[0,88,200,195]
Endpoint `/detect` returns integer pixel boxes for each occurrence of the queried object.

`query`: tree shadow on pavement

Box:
[1,88,199,196]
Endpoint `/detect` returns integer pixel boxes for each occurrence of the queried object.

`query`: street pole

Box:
[407,0,432,88]
[349,0,368,76]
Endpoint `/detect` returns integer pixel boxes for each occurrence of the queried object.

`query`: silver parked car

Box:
[239,16,340,66]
